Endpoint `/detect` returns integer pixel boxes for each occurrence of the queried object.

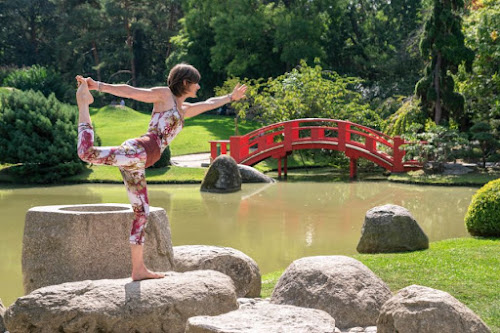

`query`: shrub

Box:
[465,178,500,237]
[150,146,171,168]
[3,65,71,103]
[0,89,85,182]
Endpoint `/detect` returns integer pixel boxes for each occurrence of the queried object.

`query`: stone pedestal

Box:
[22,204,174,293]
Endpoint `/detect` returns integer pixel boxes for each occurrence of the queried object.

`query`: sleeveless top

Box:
[136,100,184,167]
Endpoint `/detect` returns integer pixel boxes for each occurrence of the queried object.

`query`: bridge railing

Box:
[210,118,418,172]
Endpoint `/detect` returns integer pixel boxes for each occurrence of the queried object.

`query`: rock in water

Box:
[5,270,238,333]
[377,285,491,333]
[186,302,336,333]
[271,256,392,329]
[357,204,428,253]
[237,164,275,183]
[201,155,241,193]
[22,204,174,294]
[173,245,261,297]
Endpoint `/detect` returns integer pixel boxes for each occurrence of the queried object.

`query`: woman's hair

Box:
[167,63,201,97]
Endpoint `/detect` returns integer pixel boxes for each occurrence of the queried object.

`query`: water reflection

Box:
[0,181,476,306]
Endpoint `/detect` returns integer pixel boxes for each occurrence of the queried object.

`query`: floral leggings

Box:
[77,123,150,245]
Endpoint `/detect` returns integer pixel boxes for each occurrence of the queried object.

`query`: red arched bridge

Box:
[209,118,421,178]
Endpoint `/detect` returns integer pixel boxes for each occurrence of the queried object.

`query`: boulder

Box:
[22,204,174,294]
[271,256,392,329]
[237,164,275,183]
[201,155,241,193]
[357,204,428,253]
[5,270,238,333]
[185,302,336,333]
[0,299,6,333]
[173,245,261,297]
[377,285,491,333]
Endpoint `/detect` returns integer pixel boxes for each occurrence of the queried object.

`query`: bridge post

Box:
[338,121,351,150]
[277,158,282,179]
[350,158,357,179]
[393,136,405,173]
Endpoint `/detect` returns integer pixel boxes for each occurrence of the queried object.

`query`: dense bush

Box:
[465,179,500,237]
[0,89,84,182]
[150,146,171,168]
[3,65,72,103]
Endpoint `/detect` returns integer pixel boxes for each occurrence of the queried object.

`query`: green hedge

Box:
[0,89,84,182]
[465,178,500,237]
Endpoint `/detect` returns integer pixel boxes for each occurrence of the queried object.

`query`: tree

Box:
[470,122,498,168]
[415,0,474,127]
[220,60,381,129]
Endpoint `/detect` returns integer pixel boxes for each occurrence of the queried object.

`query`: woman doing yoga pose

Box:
[75,64,247,281]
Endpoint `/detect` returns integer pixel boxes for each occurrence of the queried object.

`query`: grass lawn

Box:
[91,106,259,156]
[261,238,500,332]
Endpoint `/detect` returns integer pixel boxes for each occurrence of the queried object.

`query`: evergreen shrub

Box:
[0,89,84,183]
[465,178,500,237]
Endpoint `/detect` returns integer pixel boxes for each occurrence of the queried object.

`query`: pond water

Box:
[0,181,476,306]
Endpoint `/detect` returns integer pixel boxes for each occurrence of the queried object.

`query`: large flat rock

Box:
[5,270,238,333]
[186,302,336,332]
[173,245,261,297]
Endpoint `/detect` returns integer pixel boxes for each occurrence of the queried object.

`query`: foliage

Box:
[415,0,475,127]
[457,0,500,143]
[0,90,84,182]
[151,146,171,168]
[465,178,500,237]
[3,65,71,103]
[402,122,469,164]
[384,97,427,136]
[217,61,382,129]
[470,121,498,168]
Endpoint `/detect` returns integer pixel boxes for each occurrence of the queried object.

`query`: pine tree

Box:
[415,0,474,128]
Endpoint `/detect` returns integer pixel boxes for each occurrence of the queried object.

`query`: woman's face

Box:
[185,81,200,98]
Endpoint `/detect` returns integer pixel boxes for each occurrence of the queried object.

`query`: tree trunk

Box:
[434,52,442,124]
[91,41,101,82]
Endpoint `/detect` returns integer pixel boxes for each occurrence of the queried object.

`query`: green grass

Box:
[91,106,259,156]
[261,237,500,332]
[63,165,207,183]
[389,169,500,186]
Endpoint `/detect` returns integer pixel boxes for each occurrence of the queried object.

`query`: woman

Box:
[75,63,247,281]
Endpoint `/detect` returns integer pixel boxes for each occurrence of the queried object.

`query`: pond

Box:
[0,181,476,307]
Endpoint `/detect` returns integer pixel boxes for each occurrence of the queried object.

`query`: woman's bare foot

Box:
[131,266,165,281]
[130,244,165,281]
[75,76,94,105]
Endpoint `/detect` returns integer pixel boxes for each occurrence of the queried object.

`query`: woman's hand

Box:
[230,83,247,101]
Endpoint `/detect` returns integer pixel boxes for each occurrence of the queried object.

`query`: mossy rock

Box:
[465,178,500,237]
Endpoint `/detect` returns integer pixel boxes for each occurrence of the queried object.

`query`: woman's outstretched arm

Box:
[85,77,167,104]
[183,84,247,118]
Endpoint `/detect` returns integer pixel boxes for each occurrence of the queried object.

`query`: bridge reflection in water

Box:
[210,118,422,178]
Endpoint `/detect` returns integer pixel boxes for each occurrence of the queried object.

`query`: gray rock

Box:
[271,256,392,329]
[201,155,241,193]
[443,163,475,175]
[0,299,6,333]
[357,204,428,253]
[185,302,336,333]
[237,164,275,183]
[22,204,174,294]
[173,245,261,297]
[5,270,238,333]
[377,285,491,333]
